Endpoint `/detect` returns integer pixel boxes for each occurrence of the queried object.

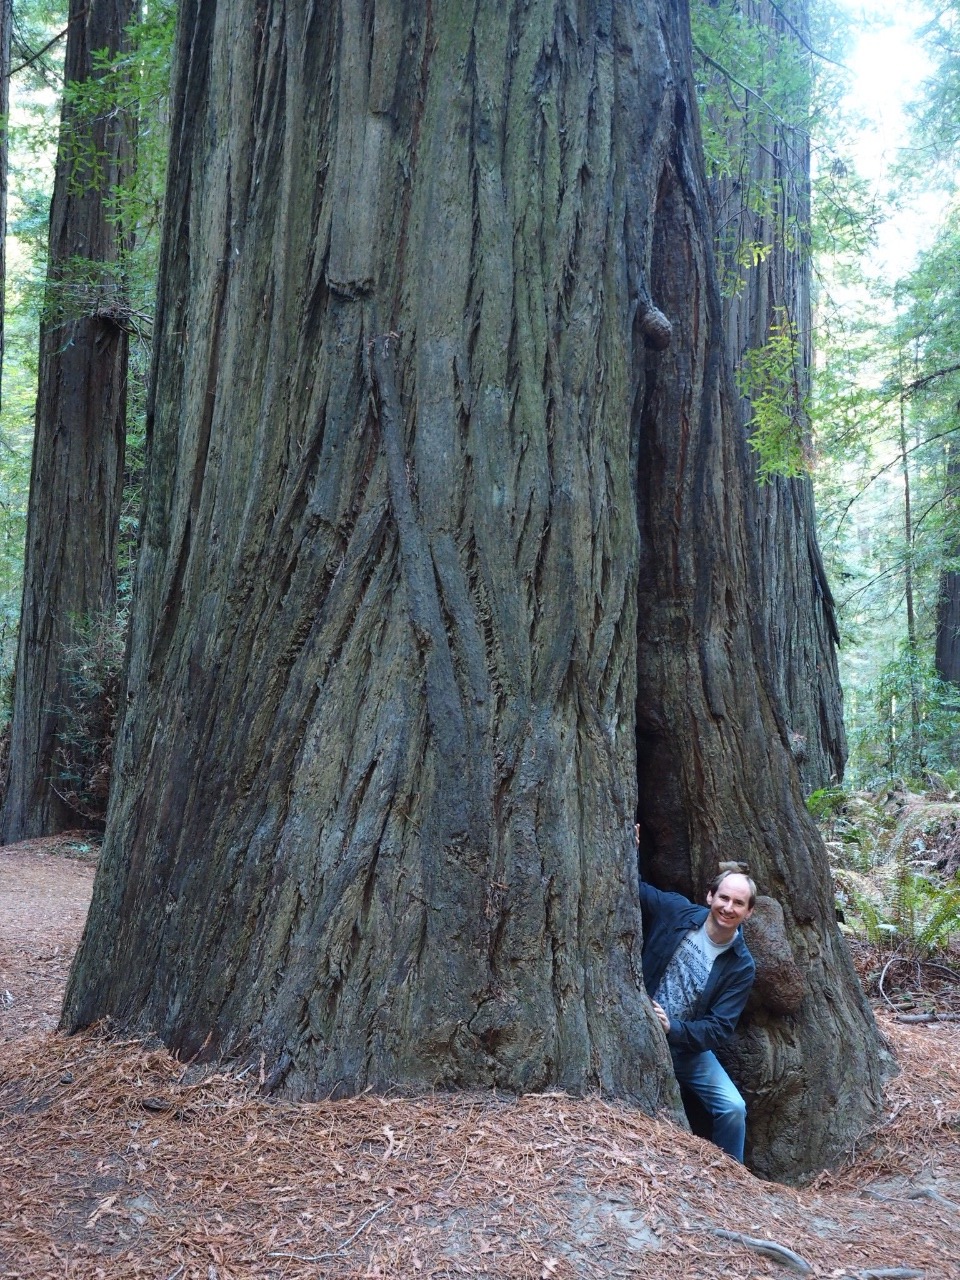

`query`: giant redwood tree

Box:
[64,0,889,1180]
[0,0,136,840]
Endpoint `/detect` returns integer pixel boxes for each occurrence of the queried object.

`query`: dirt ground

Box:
[0,838,98,1043]
[2,841,960,1279]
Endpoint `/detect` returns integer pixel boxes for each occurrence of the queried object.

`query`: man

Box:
[638,856,756,1163]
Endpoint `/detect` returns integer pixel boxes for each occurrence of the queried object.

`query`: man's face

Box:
[706,874,754,937]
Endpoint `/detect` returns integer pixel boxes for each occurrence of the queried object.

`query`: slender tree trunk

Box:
[895,369,924,772]
[0,0,135,841]
[64,0,889,1181]
[935,446,960,683]
[0,0,11,398]
[704,0,846,791]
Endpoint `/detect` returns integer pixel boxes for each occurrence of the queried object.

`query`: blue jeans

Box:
[671,1049,747,1163]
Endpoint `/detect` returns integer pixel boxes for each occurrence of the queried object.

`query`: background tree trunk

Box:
[935,447,960,684]
[704,0,847,792]
[0,0,135,840]
[0,0,11,398]
[64,0,888,1181]
[935,571,960,683]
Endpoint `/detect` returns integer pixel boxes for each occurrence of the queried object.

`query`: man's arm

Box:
[637,877,688,918]
[661,955,755,1055]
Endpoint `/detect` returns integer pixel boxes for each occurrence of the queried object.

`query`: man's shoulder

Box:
[639,879,705,923]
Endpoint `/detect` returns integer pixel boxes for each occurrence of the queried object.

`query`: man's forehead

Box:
[715,873,751,898]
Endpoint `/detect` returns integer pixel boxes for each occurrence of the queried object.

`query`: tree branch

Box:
[692,45,799,142]
[905,360,960,395]
[828,424,960,541]
[765,0,851,72]
[10,26,69,76]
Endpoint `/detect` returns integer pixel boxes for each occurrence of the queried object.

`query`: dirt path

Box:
[1,842,959,1279]
[0,837,96,1042]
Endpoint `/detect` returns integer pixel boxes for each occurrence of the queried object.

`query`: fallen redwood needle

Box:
[266,1202,391,1262]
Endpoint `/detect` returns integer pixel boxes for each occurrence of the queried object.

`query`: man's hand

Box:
[652,1000,671,1033]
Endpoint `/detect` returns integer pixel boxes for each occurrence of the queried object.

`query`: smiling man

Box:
[638,860,757,1163]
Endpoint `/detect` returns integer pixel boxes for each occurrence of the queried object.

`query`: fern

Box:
[916,876,960,952]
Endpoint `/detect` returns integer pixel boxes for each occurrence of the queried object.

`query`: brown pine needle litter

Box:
[2,844,960,1278]
[0,1015,958,1280]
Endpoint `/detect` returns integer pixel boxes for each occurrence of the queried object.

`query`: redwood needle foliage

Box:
[735,307,809,479]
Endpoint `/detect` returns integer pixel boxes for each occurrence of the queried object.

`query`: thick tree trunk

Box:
[705,0,846,792]
[64,0,888,1181]
[636,2,887,1179]
[0,0,134,840]
[64,0,680,1112]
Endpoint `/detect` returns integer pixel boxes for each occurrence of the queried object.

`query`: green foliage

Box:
[736,310,809,479]
[9,0,68,91]
[690,0,814,300]
[806,784,848,821]
[818,780,960,958]
[839,861,960,956]
[846,648,960,786]
[41,253,129,328]
[819,790,893,871]
[915,874,960,951]
[811,160,882,260]
[905,0,960,187]
[690,0,814,186]
[691,0,860,298]
[810,5,960,781]
[830,810,960,955]
[833,868,896,945]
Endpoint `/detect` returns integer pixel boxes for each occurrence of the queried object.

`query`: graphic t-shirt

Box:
[653,923,734,1024]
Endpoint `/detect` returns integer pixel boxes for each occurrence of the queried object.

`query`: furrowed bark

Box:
[64,0,888,1180]
[0,0,135,840]
[65,0,679,1110]
[706,0,846,792]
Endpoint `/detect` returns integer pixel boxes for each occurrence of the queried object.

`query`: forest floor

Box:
[2,841,960,1279]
